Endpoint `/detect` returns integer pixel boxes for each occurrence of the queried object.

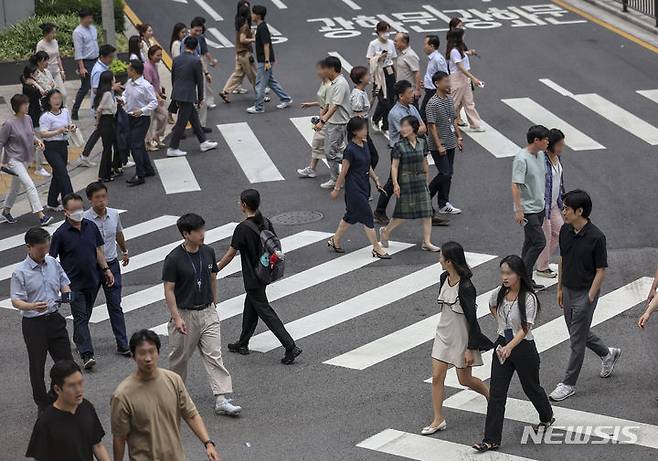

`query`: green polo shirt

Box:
[512,147,546,214]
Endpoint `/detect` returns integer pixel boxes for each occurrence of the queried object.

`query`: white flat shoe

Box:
[421,243,441,252]
[421,420,447,435]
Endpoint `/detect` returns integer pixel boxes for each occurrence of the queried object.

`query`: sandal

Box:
[219,92,231,104]
[327,237,345,253]
[372,249,392,259]
[472,442,499,452]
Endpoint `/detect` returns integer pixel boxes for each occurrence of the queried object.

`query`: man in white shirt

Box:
[366,21,397,132]
[421,35,448,120]
[71,10,99,120]
[394,32,421,105]
[122,60,158,186]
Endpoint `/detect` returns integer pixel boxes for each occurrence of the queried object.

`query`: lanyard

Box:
[502,294,518,328]
[182,244,204,292]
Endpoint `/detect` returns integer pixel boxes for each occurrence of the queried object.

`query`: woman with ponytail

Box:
[473,255,553,452]
[216,189,302,365]
[422,241,493,435]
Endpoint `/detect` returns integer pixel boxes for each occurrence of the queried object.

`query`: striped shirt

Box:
[425,93,456,151]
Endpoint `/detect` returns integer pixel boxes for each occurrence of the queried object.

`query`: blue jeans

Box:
[96,259,128,350]
[254,62,291,110]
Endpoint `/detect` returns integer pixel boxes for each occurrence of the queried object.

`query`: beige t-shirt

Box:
[327,74,351,125]
[36,38,61,74]
[111,369,198,461]
[395,47,420,90]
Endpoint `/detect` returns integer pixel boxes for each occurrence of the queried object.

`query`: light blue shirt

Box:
[90,59,109,90]
[73,24,99,61]
[423,50,449,90]
[387,102,422,147]
[10,255,70,318]
[121,76,159,116]
[83,207,123,261]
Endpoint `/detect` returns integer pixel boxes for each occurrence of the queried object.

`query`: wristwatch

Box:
[101,267,110,272]
[203,440,216,448]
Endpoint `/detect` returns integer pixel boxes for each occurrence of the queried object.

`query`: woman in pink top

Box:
[143,45,167,151]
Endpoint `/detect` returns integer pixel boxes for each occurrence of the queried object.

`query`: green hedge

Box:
[0,14,81,61]
[36,0,125,34]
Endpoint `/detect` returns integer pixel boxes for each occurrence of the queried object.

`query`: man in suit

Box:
[167,36,218,157]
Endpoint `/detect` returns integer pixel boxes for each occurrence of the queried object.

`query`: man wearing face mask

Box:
[50,192,114,370]
[366,21,397,133]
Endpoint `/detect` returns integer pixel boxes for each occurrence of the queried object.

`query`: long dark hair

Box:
[445,28,466,59]
[128,35,142,61]
[494,255,540,333]
[235,1,251,31]
[93,70,114,109]
[170,22,187,52]
[240,189,265,229]
[441,241,473,280]
[42,89,64,112]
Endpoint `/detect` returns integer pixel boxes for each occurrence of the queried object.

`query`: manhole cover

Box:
[270,210,324,225]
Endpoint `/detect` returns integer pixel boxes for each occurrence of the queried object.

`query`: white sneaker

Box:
[600,347,621,378]
[297,166,317,178]
[265,87,271,94]
[35,167,51,177]
[247,106,264,114]
[207,102,217,109]
[320,178,336,189]
[437,203,462,215]
[264,96,271,103]
[200,141,218,152]
[276,99,293,109]
[78,156,96,167]
[549,383,576,401]
[214,398,242,416]
[166,148,187,157]
[469,126,486,133]
[232,87,248,94]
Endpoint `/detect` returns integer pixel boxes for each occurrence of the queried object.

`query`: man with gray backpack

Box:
[217,189,302,364]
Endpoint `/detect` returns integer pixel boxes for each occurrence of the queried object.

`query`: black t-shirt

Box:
[255,22,274,63]
[162,244,219,309]
[230,217,274,290]
[559,220,608,290]
[26,399,105,461]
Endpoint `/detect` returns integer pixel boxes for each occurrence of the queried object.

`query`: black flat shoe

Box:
[202,127,212,133]
[228,342,250,355]
[472,442,499,452]
[126,176,145,186]
[281,346,302,364]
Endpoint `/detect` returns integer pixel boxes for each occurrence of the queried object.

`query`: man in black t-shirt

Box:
[162,213,241,417]
[246,5,293,114]
[26,360,110,461]
[549,190,621,403]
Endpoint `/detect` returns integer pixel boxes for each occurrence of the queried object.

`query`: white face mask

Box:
[379,32,390,40]
[68,209,84,222]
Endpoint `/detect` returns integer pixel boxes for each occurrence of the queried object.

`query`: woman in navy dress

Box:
[328,117,390,259]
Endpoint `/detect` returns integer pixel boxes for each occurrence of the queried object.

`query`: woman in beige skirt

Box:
[422,241,494,435]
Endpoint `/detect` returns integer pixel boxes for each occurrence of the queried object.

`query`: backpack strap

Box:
[243,219,261,238]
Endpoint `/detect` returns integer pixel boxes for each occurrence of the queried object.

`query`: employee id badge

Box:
[449,120,455,133]
[504,328,514,343]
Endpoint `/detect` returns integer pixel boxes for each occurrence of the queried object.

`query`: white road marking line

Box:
[443,278,656,449]
[150,231,332,334]
[540,79,658,145]
[341,0,362,10]
[460,109,521,158]
[217,122,285,183]
[357,428,535,460]
[154,158,201,194]
[538,78,573,97]
[502,97,605,151]
[206,27,233,48]
[270,0,287,9]
[0,210,126,253]
[323,252,497,370]
[247,242,414,351]
[637,89,658,104]
[194,0,223,21]
[289,116,330,168]
[327,51,353,73]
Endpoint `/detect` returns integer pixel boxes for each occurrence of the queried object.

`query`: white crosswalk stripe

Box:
[460,109,521,158]
[206,27,233,48]
[154,157,201,194]
[217,122,285,183]
[327,51,353,73]
[193,0,223,21]
[637,89,658,104]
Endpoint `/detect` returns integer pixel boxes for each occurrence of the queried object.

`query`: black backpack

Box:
[244,219,285,284]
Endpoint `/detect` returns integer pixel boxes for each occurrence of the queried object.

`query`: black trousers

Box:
[366,134,379,169]
[71,59,96,116]
[521,211,546,279]
[169,101,206,150]
[375,148,395,215]
[237,285,295,351]
[428,148,455,209]
[22,312,73,410]
[372,70,396,130]
[420,88,436,122]
[98,115,116,180]
[484,337,553,445]
[82,126,101,158]
[43,141,73,208]
[127,115,154,178]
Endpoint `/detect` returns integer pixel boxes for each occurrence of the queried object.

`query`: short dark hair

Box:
[85,181,107,199]
[526,125,549,144]
[79,9,93,19]
[432,70,448,85]
[393,79,412,98]
[323,56,341,73]
[62,192,83,210]
[184,35,199,50]
[563,189,592,218]
[349,66,368,85]
[376,21,390,32]
[425,34,440,50]
[547,128,565,153]
[400,115,420,134]
[50,360,81,388]
[177,213,205,236]
[99,44,116,58]
[129,329,161,355]
[252,5,267,19]
[10,93,29,113]
[190,17,205,28]
[25,227,51,245]
[397,32,410,44]
[129,59,144,75]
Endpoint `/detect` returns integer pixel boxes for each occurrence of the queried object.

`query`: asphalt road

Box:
[2,0,658,459]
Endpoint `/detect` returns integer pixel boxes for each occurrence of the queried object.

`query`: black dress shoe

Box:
[126,176,145,186]
[432,216,450,226]
[228,342,250,355]
[281,346,302,365]
[202,127,212,133]
[117,348,132,357]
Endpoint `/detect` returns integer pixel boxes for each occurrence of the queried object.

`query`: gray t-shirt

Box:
[512,148,546,214]
[490,287,537,341]
[426,93,456,151]
[327,74,351,125]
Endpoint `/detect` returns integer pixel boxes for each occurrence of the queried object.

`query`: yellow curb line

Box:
[123,2,173,70]
[553,0,658,55]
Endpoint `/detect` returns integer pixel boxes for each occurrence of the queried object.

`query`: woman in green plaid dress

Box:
[379,115,440,252]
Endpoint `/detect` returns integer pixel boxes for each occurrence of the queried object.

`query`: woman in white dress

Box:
[422,241,494,435]
[36,23,67,100]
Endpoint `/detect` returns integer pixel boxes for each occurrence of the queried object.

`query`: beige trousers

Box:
[450,71,482,129]
[222,52,256,93]
[311,125,326,159]
[168,306,233,395]
[147,101,167,142]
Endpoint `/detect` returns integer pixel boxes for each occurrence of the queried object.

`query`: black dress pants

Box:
[22,312,73,410]
[98,114,116,180]
[169,101,206,150]
[237,285,295,351]
[43,141,73,207]
[521,211,546,279]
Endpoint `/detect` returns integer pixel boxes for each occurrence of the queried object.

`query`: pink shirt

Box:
[0,116,36,163]
[143,60,161,94]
